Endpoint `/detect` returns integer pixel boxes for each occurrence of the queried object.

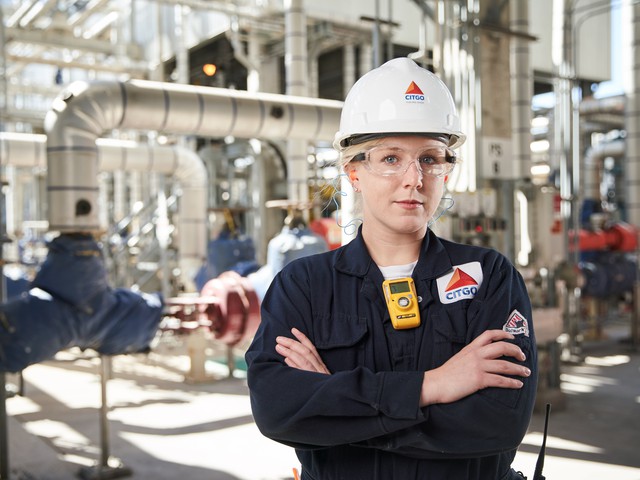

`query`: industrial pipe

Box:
[0,132,207,283]
[199,271,260,346]
[569,222,638,252]
[43,79,343,233]
[581,139,624,201]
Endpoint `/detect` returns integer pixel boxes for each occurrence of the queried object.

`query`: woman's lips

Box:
[395,199,423,209]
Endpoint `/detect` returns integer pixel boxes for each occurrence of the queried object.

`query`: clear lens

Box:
[363,145,456,178]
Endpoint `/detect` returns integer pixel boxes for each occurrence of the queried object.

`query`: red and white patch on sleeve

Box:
[503,309,530,337]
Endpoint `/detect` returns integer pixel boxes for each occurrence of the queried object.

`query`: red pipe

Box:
[570,222,639,252]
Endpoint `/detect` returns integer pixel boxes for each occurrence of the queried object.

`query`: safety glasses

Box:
[352,144,457,178]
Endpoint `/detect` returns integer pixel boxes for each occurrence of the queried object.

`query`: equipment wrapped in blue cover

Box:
[580,253,637,298]
[194,230,258,290]
[4,270,30,299]
[0,234,163,373]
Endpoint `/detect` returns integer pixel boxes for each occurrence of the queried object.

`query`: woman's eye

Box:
[418,155,438,165]
[382,155,399,165]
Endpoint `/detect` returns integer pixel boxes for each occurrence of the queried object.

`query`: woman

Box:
[246,57,537,480]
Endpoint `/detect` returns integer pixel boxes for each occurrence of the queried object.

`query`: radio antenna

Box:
[533,403,551,480]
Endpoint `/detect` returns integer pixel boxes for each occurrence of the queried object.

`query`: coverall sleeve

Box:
[245,268,427,449]
[357,260,538,458]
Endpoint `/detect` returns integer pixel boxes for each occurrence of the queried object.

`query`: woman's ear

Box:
[346,168,360,192]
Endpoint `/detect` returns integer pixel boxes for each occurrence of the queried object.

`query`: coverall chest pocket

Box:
[312,312,367,372]
[432,306,469,368]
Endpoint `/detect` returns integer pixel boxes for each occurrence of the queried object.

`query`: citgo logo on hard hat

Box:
[405,81,425,102]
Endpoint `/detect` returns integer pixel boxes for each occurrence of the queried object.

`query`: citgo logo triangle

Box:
[405,81,424,95]
[445,268,478,291]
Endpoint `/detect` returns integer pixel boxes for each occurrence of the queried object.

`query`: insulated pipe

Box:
[284,0,309,205]
[510,0,533,268]
[228,16,260,92]
[17,0,56,28]
[623,1,640,227]
[341,44,358,246]
[408,4,434,64]
[579,95,625,116]
[97,140,207,281]
[622,0,640,349]
[44,79,343,233]
[0,132,207,283]
[552,0,575,256]
[0,132,47,169]
[582,140,625,202]
[4,0,37,28]
[510,0,533,181]
[578,96,624,132]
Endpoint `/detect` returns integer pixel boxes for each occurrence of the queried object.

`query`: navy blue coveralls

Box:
[246,228,537,480]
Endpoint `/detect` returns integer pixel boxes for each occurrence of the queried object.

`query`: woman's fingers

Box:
[275,330,330,374]
[485,372,525,389]
[290,328,327,367]
[485,359,531,382]
[481,340,527,362]
[465,329,526,362]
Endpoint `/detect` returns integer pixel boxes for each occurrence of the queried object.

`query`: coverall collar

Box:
[334,226,455,281]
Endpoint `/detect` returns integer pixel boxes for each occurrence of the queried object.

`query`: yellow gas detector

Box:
[382,277,421,330]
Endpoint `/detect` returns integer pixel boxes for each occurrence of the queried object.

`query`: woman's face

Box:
[346,135,451,239]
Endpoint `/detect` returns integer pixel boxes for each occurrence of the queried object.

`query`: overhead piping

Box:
[67,0,112,28]
[43,79,342,234]
[579,95,625,116]
[4,0,38,28]
[17,0,56,28]
[5,53,149,75]
[227,15,260,90]
[408,0,436,64]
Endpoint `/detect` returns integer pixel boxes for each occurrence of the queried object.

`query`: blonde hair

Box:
[339,138,384,170]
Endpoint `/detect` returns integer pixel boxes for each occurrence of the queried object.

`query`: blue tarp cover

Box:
[0,235,163,373]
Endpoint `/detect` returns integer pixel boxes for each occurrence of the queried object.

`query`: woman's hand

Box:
[420,329,531,406]
[276,328,331,374]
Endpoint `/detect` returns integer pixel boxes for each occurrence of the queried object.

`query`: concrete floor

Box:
[3,325,640,480]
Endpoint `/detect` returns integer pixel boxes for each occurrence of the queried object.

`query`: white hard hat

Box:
[333,57,466,151]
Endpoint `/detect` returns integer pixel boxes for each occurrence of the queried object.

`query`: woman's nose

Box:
[403,160,424,188]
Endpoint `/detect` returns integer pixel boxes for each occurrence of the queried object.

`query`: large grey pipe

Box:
[582,140,625,203]
[285,0,309,204]
[510,0,533,181]
[0,132,207,283]
[44,80,343,233]
[624,2,640,227]
[622,0,640,348]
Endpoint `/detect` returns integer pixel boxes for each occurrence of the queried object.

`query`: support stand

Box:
[0,372,8,480]
[632,281,640,351]
[0,164,9,480]
[77,356,131,480]
[226,346,235,378]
